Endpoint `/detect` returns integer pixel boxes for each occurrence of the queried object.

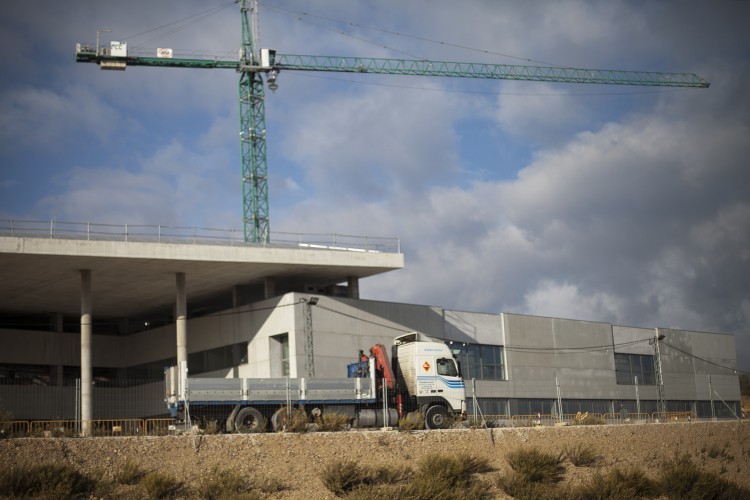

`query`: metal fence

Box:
[0,219,401,253]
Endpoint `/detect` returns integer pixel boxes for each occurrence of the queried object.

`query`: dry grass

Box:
[505,447,565,483]
[316,412,352,432]
[564,443,599,467]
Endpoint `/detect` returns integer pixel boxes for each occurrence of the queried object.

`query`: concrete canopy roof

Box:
[0,236,404,318]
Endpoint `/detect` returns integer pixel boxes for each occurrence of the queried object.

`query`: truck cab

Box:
[393,332,465,428]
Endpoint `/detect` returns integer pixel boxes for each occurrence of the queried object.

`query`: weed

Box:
[321,459,367,496]
[114,458,144,485]
[569,467,659,499]
[283,407,310,433]
[398,411,424,431]
[416,453,492,488]
[316,412,351,432]
[0,463,95,498]
[141,470,181,499]
[506,447,564,483]
[496,473,557,500]
[658,455,749,499]
[320,454,491,499]
[564,443,599,467]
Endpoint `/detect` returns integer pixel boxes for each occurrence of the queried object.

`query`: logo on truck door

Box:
[422,361,431,372]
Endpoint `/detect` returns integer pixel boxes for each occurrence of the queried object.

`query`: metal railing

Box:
[0,219,401,254]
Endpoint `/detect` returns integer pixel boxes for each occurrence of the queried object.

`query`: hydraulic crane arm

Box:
[75,46,709,88]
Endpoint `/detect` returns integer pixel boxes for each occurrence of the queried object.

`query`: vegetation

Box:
[0,463,95,499]
[320,453,492,499]
[141,470,181,499]
[567,467,659,499]
[398,411,424,431]
[114,457,145,485]
[505,447,565,483]
[316,412,352,432]
[564,443,599,467]
[658,454,749,500]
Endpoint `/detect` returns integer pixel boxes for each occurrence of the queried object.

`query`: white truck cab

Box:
[393,332,465,428]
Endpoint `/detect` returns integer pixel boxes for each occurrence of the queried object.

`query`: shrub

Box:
[0,463,95,498]
[496,472,557,500]
[416,453,492,488]
[282,407,310,433]
[568,467,659,499]
[320,454,491,499]
[658,455,749,499]
[141,470,181,499]
[564,443,599,467]
[114,458,144,485]
[316,412,351,432]
[506,447,564,484]
[320,459,367,496]
[398,411,424,431]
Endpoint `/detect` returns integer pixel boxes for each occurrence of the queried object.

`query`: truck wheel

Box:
[234,407,266,433]
[425,405,449,429]
[271,408,289,432]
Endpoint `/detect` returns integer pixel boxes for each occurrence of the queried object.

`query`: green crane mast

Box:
[75,0,709,244]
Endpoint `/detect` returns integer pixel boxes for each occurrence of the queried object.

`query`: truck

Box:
[164,332,465,432]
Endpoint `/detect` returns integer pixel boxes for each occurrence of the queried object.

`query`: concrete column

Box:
[80,269,92,436]
[176,272,187,368]
[52,313,64,386]
[347,276,360,299]
[264,276,276,299]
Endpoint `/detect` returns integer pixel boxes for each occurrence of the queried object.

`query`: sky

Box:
[1,1,749,372]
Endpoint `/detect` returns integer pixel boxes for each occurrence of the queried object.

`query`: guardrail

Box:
[0,219,401,254]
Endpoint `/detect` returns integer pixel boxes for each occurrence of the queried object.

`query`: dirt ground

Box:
[1,421,748,498]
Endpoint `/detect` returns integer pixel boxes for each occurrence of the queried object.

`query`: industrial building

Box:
[0,222,741,422]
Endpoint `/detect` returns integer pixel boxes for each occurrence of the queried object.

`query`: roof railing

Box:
[0,219,400,254]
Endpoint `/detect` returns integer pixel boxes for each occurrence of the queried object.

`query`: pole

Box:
[80,269,92,437]
[652,329,666,416]
[708,374,715,420]
[635,375,640,417]
[555,376,562,423]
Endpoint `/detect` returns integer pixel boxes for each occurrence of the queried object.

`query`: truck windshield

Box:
[436,358,458,377]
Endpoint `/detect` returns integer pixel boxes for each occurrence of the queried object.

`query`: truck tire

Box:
[234,407,266,433]
[271,407,289,432]
[424,405,449,430]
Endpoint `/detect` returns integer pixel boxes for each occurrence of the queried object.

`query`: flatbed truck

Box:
[164,332,465,431]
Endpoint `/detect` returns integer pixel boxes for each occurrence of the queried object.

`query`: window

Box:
[270,333,289,377]
[614,353,655,385]
[436,358,458,377]
[448,342,505,381]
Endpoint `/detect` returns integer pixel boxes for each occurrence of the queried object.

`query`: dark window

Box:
[436,358,458,377]
[448,343,505,381]
[614,353,655,385]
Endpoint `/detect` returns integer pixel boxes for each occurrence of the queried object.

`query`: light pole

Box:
[650,330,666,416]
[301,296,319,378]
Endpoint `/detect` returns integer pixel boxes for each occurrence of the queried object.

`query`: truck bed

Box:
[178,376,377,405]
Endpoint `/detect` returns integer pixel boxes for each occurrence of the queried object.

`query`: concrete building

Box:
[0,222,741,422]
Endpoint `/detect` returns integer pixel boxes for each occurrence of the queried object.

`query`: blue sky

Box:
[1,1,749,371]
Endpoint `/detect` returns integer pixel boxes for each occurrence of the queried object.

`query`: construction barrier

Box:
[0,420,30,437]
[652,411,693,422]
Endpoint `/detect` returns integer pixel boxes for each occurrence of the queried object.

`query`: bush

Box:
[564,443,599,467]
[568,467,659,499]
[506,447,564,484]
[320,454,492,499]
[416,453,492,488]
[0,463,95,498]
[316,412,351,432]
[282,407,310,433]
[658,455,749,499]
[141,470,181,499]
[114,458,144,485]
[398,411,424,431]
[496,473,557,500]
[321,459,367,496]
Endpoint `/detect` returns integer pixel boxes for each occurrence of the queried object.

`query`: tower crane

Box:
[75,0,709,244]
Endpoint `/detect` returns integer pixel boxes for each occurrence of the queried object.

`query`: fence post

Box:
[382,379,388,429]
